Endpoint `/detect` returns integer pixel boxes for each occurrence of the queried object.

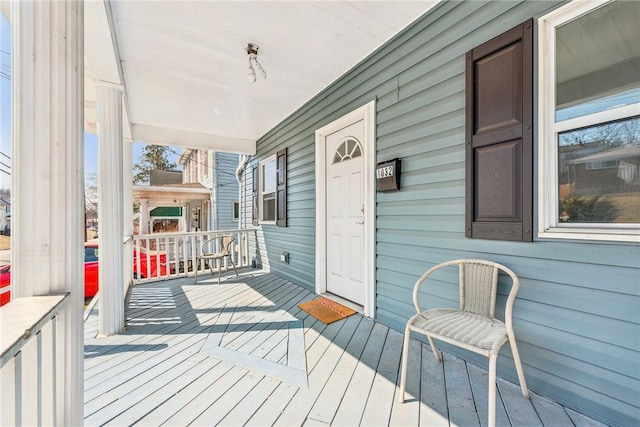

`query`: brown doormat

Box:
[298,297,357,324]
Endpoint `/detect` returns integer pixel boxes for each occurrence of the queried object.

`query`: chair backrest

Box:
[201,235,235,256]
[413,259,520,321]
[459,261,499,318]
[220,235,234,255]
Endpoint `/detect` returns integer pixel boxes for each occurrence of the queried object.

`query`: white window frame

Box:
[538,0,640,243]
[258,155,277,224]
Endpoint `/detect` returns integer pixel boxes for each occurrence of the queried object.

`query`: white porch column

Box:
[11,0,84,424]
[139,198,150,234]
[180,209,187,232]
[96,82,125,336]
[123,140,133,292]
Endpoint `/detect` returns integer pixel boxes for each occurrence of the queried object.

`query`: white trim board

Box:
[314,101,376,318]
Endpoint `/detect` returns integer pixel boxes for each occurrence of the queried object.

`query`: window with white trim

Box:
[252,149,287,227]
[538,0,640,242]
[259,155,277,223]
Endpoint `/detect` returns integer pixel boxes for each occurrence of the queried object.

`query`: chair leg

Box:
[193,258,199,285]
[488,353,498,427]
[217,261,221,285]
[427,336,441,362]
[508,333,529,398]
[398,324,412,403]
[229,255,239,277]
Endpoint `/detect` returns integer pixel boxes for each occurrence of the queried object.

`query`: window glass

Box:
[262,196,276,222]
[558,116,640,224]
[233,201,239,221]
[262,159,276,193]
[259,157,277,222]
[333,138,362,164]
[555,1,640,122]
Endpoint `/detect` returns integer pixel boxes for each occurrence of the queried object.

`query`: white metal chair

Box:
[194,235,238,285]
[399,259,528,427]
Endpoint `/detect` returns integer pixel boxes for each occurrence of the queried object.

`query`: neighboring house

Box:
[180,149,240,232]
[240,1,640,426]
[568,144,640,196]
[147,170,184,233]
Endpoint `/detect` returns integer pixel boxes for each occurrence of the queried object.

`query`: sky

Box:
[1,14,10,191]
[0,13,181,193]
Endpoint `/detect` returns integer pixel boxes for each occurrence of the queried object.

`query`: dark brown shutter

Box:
[465,19,533,241]
[276,148,287,227]
[252,164,259,226]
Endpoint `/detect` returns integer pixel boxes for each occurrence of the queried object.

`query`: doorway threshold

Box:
[320,292,364,315]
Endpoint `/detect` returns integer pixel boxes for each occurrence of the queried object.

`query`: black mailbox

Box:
[376,158,401,192]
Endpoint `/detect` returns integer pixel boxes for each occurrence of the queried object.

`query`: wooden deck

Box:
[84,270,607,427]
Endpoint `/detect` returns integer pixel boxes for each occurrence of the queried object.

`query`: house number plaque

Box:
[376,158,401,192]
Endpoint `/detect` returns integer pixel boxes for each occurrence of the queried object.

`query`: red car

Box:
[0,242,170,306]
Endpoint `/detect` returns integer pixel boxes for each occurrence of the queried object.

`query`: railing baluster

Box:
[21,334,38,426]
[191,234,198,274]
[154,236,160,279]
[15,353,21,426]
[41,319,55,423]
[0,354,18,425]
[135,238,141,282]
[54,312,65,426]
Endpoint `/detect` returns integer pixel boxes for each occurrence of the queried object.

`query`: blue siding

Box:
[213,152,239,231]
[248,1,640,425]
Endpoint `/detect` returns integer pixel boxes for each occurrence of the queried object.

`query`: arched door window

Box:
[333,137,362,164]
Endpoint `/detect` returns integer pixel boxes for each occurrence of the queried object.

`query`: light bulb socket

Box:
[246,43,259,55]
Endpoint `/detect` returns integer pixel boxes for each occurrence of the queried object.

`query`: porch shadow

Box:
[84,343,167,359]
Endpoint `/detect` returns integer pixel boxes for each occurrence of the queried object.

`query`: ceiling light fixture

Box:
[246,43,266,83]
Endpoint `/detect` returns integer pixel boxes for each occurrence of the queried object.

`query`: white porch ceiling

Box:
[84,1,440,154]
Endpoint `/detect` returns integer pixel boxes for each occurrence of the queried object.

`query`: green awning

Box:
[150,207,182,217]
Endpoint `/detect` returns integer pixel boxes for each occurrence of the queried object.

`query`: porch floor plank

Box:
[217,375,282,426]
[467,361,510,427]
[497,376,543,426]
[96,354,215,426]
[84,270,608,427]
[418,345,449,426]
[134,357,231,426]
[306,317,375,424]
[359,327,404,426]
[85,335,210,420]
[389,338,422,426]
[443,351,481,427]
[272,315,363,426]
[530,393,575,426]
[331,322,388,426]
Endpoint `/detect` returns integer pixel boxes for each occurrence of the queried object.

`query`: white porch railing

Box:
[0,293,70,426]
[131,229,255,284]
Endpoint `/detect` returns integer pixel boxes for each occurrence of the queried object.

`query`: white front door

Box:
[325,120,365,305]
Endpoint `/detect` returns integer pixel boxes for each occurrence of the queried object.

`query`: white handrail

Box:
[1,293,70,367]
[1,293,70,426]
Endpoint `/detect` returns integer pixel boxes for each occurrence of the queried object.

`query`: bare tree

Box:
[133,145,177,184]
